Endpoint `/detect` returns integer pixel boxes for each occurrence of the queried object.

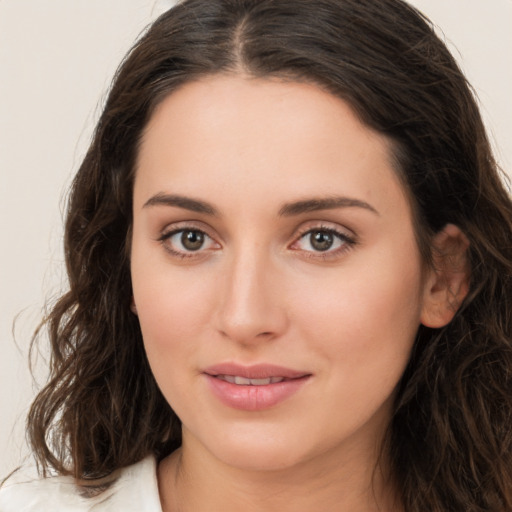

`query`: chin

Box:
[213,442,307,472]
[187,421,330,473]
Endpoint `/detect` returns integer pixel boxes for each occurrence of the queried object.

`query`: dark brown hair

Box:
[27,0,512,510]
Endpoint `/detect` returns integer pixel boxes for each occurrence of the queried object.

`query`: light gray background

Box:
[1,0,511,477]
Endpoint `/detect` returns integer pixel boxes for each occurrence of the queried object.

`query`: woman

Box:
[2,0,511,510]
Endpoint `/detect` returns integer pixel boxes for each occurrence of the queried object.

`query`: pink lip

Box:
[204,363,309,380]
[203,363,311,411]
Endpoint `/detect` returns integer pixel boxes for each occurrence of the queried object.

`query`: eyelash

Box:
[158,226,218,259]
[290,225,356,261]
[157,224,357,261]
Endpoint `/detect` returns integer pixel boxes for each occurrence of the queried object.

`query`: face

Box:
[131,75,432,472]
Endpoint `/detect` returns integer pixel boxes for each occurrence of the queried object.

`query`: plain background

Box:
[1,0,511,477]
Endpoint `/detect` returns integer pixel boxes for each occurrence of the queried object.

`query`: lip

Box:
[203,363,311,411]
[204,362,309,380]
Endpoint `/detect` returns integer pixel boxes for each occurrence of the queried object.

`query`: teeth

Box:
[217,375,285,385]
[234,376,253,385]
[247,377,272,385]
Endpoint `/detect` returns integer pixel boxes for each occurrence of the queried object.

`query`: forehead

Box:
[134,74,409,221]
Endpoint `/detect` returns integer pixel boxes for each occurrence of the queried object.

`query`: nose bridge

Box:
[216,242,286,343]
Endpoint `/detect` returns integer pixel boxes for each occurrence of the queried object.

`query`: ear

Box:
[130,296,138,315]
[420,224,470,328]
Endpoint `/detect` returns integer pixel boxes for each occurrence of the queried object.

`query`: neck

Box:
[158,434,400,512]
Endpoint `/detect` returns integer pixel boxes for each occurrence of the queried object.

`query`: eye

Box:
[159,228,219,257]
[177,230,206,251]
[305,230,338,251]
[291,227,355,256]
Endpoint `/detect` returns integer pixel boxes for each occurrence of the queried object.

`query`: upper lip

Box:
[203,363,310,380]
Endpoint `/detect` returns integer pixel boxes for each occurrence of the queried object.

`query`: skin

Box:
[130,75,468,512]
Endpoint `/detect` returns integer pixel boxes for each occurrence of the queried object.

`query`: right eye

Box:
[159,228,220,258]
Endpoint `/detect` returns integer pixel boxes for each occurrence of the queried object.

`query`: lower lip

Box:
[204,375,310,411]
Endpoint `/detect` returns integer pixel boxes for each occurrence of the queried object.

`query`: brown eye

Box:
[291,226,355,258]
[181,230,205,251]
[159,227,220,258]
[309,230,334,251]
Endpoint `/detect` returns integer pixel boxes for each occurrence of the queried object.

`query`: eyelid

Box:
[292,220,356,242]
[158,220,219,240]
[157,221,222,258]
[288,221,357,260]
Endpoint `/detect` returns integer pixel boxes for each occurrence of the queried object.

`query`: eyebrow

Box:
[142,193,379,217]
[143,193,218,215]
[278,196,379,217]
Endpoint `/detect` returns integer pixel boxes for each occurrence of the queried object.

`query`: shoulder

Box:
[0,456,161,512]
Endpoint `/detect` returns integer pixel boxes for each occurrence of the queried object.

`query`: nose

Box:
[215,248,289,346]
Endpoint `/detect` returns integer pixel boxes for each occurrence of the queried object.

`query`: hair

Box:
[25,0,512,510]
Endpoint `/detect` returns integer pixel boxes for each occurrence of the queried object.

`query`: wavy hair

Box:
[27,0,512,510]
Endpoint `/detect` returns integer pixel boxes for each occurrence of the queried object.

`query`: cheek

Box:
[131,265,219,411]
[130,233,217,368]
[134,271,214,353]
[291,244,424,371]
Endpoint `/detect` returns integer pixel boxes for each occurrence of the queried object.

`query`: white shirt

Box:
[0,456,162,511]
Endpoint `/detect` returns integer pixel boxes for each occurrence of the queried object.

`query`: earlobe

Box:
[420,224,470,328]
[130,296,138,315]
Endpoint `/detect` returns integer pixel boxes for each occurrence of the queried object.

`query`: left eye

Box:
[161,229,218,254]
[294,229,350,253]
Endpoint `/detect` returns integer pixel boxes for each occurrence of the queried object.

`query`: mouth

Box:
[203,363,311,411]
[213,375,293,386]
[203,362,310,383]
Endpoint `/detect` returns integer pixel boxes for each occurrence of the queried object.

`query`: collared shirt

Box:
[0,456,161,511]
